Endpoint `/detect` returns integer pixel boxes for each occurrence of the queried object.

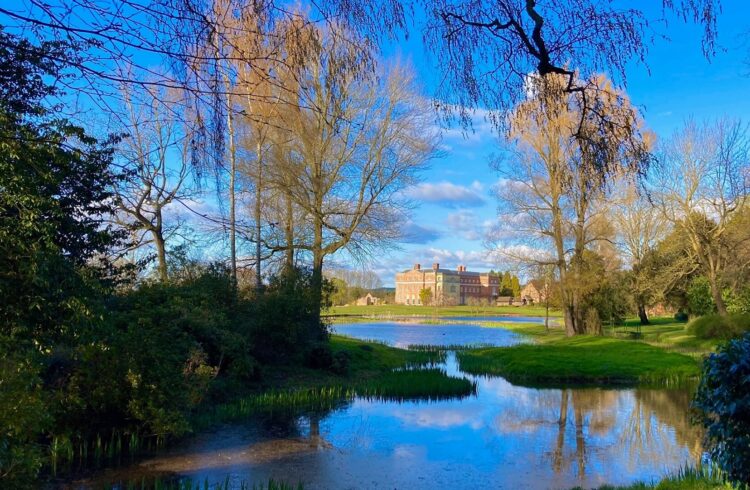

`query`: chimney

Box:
[414,263,421,270]
[432,263,439,270]
[457,265,465,272]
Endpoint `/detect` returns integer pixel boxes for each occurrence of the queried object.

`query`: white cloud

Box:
[399,220,443,244]
[403,180,486,208]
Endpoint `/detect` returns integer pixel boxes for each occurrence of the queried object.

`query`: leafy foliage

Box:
[694,333,750,485]
[687,314,750,341]
[249,267,330,364]
[687,277,717,317]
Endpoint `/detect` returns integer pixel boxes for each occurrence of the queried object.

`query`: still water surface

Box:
[80,318,702,489]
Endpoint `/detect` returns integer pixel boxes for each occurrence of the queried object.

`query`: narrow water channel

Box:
[73,319,702,489]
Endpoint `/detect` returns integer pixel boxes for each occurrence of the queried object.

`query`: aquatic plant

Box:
[407,343,495,351]
[104,476,303,490]
[192,368,476,429]
[356,368,476,401]
[571,464,741,489]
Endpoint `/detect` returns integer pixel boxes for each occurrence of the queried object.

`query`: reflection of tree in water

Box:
[625,389,703,464]
[549,388,700,478]
[552,389,619,477]
[257,398,353,449]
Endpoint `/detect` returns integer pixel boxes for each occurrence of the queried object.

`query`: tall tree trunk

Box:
[226,97,238,289]
[255,140,262,293]
[285,193,294,269]
[707,272,728,316]
[311,213,324,330]
[637,303,650,325]
[153,230,168,282]
[564,305,577,337]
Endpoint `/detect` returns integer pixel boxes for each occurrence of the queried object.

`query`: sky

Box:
[363,1,750,286]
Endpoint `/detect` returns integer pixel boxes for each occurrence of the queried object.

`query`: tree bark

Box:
[284,193,294,269]
[255,140,263,293]
[637,303,650,325]
[153,231,168,283]
[708,273,728,316]
[311,214,324,329]
[226,97,238,289]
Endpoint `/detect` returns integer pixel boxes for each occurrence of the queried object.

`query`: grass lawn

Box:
[262,334,446,390]
[456,335,700,386]
[611,317,720,357]
[326,303,562,318]
[480,315,719,357]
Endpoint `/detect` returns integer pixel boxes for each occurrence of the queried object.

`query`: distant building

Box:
[395,263,499,305]
[521,280,549,305]
[355,293,380,306]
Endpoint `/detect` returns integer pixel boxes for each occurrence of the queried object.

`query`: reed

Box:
[571,464,743,489]
[104,476,303,490]
[407,343,495,351]
[193,368,476,429]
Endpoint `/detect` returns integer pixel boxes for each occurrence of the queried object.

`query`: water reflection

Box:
[334,320,527,348]
[75,322,702,490]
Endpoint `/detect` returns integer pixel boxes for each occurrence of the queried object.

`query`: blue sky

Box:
[368,1,750,286]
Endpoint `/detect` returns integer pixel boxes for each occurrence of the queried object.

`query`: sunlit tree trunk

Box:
[285,192,295,269]
[255,140,263,292]
[224,85,238,288]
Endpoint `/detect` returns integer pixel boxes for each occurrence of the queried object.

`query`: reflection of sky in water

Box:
[80,320,702,490]
[334,320,529,347]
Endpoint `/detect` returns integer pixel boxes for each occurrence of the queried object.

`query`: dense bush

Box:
[0,359,48,488]
[249,267,329,364]
[674,310,689,322]
[725,286,750,315]
[686,277,716,316]
[686,313,750,340]
[693,332,750,485]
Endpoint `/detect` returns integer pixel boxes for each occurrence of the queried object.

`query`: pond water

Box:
[333,320,527,347]
[74,318,702,489]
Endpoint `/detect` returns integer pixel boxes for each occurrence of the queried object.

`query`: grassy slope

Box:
[262,334,444,390]
[327,304,562,317]
[457,335,700,385]
[456,317,705,386]
[615,317,720,357]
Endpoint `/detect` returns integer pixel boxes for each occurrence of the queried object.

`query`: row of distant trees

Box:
[324,268,391,306]
[488,271,522,298]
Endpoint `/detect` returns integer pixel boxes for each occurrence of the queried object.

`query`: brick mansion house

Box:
[395,263,499,305]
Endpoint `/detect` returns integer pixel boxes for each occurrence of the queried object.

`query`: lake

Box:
[74,318,702,489]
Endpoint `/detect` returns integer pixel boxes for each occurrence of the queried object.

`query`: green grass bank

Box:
[456,334,700,386]
[327,303,561,318]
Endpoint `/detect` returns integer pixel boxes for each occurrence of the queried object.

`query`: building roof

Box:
[398,268,489,276]
[523,279,546,290]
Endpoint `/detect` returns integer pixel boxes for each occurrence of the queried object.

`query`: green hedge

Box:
[687,313,750,340]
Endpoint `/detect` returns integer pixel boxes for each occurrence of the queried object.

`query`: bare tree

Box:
[268,29,438,320]
[610,180,669,324]
[492,74,648,335]
[114,84,193,282]
[649,119,750,316]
